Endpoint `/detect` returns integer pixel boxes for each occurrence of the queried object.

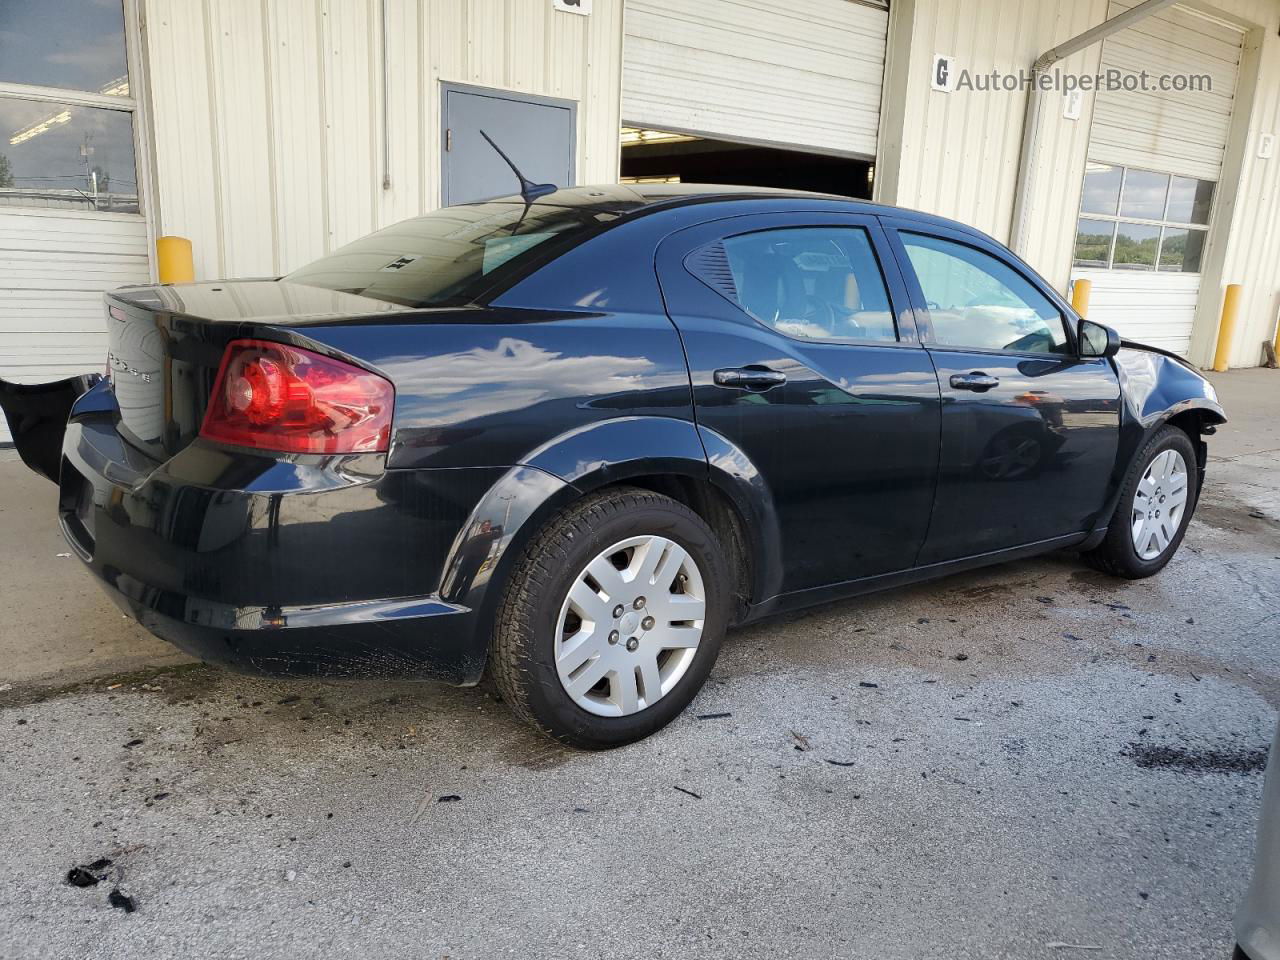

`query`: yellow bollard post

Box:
[1212,283,1243,373]
[1070,278,1092,318]
[156,236,195,285]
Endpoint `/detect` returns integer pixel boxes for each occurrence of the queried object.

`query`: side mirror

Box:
[1078,318,1121,359]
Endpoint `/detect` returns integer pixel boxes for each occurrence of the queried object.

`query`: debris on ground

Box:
[107,889,137,913]
[858,681,878,689]
[437,795,461,803]
[65,858,113,888]
[696,712,731,720]
[791,730,811,751]
[954,654,969,662]
[1126,742,1268,774]
[825,759,857,767]
[673,786,702,799]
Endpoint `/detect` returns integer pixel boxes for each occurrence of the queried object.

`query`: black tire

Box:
[1083,424,1199,579]
[490,486,731,749]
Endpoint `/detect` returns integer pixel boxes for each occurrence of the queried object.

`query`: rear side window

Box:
[692,227,898,343]
[901,232,1070,355]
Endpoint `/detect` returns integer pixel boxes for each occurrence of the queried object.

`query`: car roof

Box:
[471,183,987,241]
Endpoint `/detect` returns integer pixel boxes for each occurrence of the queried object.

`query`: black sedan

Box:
[0,185,1225,748]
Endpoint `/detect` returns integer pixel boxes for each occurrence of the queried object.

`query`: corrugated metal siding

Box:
[1090,1,1243,181]
[621,0,887,157]
[877,0,1110,292]
[142,0,623,281]
[1209,0,1280,368]
[882,0,1280,368]
[0,210,151,442]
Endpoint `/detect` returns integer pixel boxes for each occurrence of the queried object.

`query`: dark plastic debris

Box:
[108,889,137,913]
[858,682,879,689]
[696,712,731,720]
[66,867,100,888]
[436,795,461,803]
[673,785,702,799]
[66,858,114,888]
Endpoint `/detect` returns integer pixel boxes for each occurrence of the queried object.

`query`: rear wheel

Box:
[1083,425,1198,579]
[491,486,730,749]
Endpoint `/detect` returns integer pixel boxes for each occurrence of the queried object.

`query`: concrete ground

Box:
[1,368,1277,960]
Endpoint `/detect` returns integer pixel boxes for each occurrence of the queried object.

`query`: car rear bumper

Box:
[55,400,502,684]
[96,575,480,681]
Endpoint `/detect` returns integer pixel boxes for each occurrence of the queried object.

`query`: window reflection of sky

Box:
[0,0,128,92]
[0,1,134,211]
[0,99,137,210]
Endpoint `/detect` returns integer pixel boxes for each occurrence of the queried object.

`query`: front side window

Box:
[1073,162,1213,274]
[712,227,897,343]
[902,232,1070,356]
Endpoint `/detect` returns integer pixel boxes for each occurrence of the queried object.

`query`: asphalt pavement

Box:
[1,368,1277,960]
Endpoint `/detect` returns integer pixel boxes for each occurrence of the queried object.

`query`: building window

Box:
[0,1,139,214]
[1073,162,1212,274]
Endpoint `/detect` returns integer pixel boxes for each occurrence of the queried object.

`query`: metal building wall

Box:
[1205,0,1280,368]
[878,0,1280,368]
[140,0,624,282]
[876,0,1110,292]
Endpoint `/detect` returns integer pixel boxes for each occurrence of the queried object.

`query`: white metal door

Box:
[1071,2,1245,356]
[621,0,888,158]
[0,210,150,443]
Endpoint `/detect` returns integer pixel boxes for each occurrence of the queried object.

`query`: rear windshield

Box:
[284,200,617,307]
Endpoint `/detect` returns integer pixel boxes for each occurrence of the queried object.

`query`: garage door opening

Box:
[620,128,873,199]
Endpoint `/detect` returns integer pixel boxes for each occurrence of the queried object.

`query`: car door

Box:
[655,211,941,596]
[881,219,1121,563]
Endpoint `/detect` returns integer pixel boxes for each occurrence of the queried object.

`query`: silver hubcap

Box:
[555,535,706,717]
[1131,448,1189,561]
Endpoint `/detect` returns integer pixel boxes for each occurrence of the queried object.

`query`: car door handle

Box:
[949,372,1000,392]
[714,367,787,391]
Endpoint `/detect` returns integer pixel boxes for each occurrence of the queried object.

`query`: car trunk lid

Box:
[0,280,418,478]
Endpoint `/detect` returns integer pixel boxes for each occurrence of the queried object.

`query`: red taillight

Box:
[200,339,393,454]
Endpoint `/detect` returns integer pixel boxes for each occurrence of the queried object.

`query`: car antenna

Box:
[479,130,558,205]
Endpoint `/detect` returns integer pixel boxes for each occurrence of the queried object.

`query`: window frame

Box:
[881,218,1081,360]
[666,210,923,350]
[0,0,148,222]
[1073,162,1214,274]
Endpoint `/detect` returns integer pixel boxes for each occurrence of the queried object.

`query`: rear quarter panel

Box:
[300,307,695,471]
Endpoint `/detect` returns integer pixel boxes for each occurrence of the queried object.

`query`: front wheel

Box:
[490,487,731,749]
[1083,424,1199,579]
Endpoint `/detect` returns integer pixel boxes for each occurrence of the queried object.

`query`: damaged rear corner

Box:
[0,374,103,483]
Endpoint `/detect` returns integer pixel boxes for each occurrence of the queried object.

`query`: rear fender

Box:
[0,374,102,483]
[436,416,781,679]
